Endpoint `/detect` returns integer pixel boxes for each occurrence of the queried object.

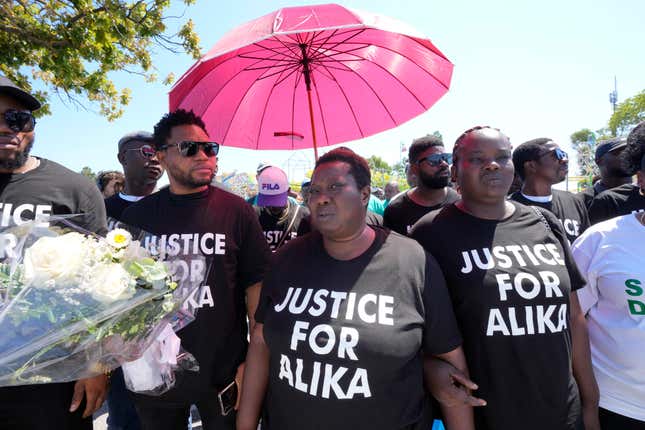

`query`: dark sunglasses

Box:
[418,153,452,166]
[160,141,219,157]
[2,109,36,133]
[124,144,157,159]
[540,147,568,161]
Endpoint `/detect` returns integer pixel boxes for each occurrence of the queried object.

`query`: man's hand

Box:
[234,362,245,410]
[425,356,486,408]
[69,374,109,418]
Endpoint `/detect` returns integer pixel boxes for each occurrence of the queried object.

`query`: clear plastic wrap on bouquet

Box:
[0,215,205,394]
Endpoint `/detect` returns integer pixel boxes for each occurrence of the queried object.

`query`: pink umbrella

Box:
[169,3,453,159]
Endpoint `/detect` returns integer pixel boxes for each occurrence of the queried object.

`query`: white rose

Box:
[122,240,149,261]
[87,263,136,304]
[23,232,88,287]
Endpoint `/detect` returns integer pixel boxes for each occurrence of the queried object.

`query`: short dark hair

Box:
[152,109,208,150]
[315,147,371,189]
[452,126,504,164]
[96,170,124,192]
[512,138,552,180]
[408,135,444,163]
[623,121,645,174]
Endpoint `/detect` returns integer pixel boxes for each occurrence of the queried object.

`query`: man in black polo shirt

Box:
[589,122,645,224]
[0,76,108,429]
[384,135,459,235]
[509,138,589,243]
[120,109,271,430]
[578,137,632,210]
[104,130,164,430]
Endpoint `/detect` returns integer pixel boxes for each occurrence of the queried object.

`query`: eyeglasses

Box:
[160,141,219,157]
[124,144,157,159]
[418,153,452,166]
[1,109,36,133]
[540,147,568,161]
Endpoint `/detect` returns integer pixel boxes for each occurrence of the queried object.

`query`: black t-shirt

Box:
[105,193,134,221]
[576,181,610,210]
[510,189,589,243]
[0,157,106,426]
[120,186,271,402]
[410,202,585,430]
[256,227,462,430]
[384,188,459,235]
[588,184,645,225]
[0,158,107,235]
[255,201,310,251]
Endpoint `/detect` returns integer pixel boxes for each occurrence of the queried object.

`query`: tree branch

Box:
[66,6,107,27]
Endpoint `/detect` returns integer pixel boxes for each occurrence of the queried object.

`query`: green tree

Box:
[609,90,645,136]
[80,166,96,182]
[570,128,597,177]
[0,0,201,119]
[366,155,390,173]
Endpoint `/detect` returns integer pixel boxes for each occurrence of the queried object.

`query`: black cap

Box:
[595,137,627,161]
[0,76,42,111]
[118,131,153,151]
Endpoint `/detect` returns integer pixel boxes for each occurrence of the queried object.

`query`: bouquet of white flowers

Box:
[0,216,204,394]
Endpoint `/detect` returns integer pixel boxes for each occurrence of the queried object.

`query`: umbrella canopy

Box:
[170,3,453,158]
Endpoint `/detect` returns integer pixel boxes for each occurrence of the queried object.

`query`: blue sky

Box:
[31,0,645,185]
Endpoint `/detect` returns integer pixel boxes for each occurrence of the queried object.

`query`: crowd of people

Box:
[1,74,644,430]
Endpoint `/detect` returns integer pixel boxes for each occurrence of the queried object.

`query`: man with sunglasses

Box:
[510,138,590,243]
[120,109,271,430]
[103,130,164,430]
[384,135,459,235]
[0,77,108,428]
[104,131,164,225]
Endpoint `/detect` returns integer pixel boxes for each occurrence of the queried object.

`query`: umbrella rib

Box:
[290,68,304,150]
[319,60,398,126]
[253,65,292,151]
[315,62,365,138]
[186,52,275,121]
[307,28,339,53]
[310,27,366,49]
[237,44,297,57]
[309,45,371,61]
[309,64,336,81]
[219,59,296,146]
[272,64,304,88]
[309,29,366,57]
[272,35,306,60]
[245,62,300,74]
[319,42,443,109]
[239,56,298,65]
[322,38,450,93]
[250,42,301,61]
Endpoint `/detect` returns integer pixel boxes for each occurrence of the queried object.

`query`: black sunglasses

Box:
[540,147,568,161]
[418,153,452,167]
[160,141,219,157]
[124,144,157,159]
[2,109,36,133]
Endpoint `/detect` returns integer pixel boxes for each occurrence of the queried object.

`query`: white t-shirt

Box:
[572,213,645,420]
